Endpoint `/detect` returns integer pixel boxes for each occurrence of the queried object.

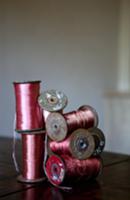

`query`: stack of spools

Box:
[13,80,105,188]
[38,89,105,188]
[13,81,46,183]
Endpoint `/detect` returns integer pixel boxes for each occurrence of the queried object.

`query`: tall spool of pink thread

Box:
[14,80,44,132]
[13,80,45,183]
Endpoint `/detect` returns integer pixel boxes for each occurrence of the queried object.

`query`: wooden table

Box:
[0,137,130,200]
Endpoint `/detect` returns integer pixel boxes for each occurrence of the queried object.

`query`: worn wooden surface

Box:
[0,137,130,199]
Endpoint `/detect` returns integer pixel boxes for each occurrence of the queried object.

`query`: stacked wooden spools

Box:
[38,89,105,187]
[13,80,105,188]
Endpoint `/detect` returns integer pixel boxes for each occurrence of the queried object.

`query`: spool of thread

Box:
[45,154,102,186]
[38,89,68,112]
[88,127,105,156]
[18,131,45,183]
[49,128,95,160]
[46,105,98,141]
[13,80,44,132]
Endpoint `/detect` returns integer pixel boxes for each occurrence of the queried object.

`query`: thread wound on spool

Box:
[13,80,44,132]
[78,105,99,127]
[49,128,95,160]
[18,131,45,183]
[38,89,68,112]
[46,105,98,141]
[45,154,102,186]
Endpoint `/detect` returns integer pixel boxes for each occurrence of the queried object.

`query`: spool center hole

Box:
[77,138,88,151]
[50,98,55,102]
[52,164,59,179]
[54,124,58,129]
[48,96,57,104]
[53,166,58,173]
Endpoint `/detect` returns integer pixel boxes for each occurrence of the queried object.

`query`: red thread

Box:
[46,105,98,141]
[49,137,71,156]
[65,105,98,133]
[63,155,101,179]
[49,127,105,160]
[45,154,102,186]
[22,133,45,181]
[49,128,95,159]
[13,81,44,132]
[13,81,45,182]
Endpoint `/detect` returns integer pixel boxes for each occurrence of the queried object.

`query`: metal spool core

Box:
[46,155,65,185]
[46,112,67,141]
[88,127,105,156]
[38,90,68,112]
[70,128,95,160]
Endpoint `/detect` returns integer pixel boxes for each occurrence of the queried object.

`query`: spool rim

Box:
[45,155,65,185]
[13,80,41,84]
[70,128,95,160]
[88,127,105,156]
[17,175,46,183]
[15,128,45,134]
[46,112,68,141]
[38,89,68,112]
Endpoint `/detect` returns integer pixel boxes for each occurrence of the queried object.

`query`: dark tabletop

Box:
[0,137,130,200]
